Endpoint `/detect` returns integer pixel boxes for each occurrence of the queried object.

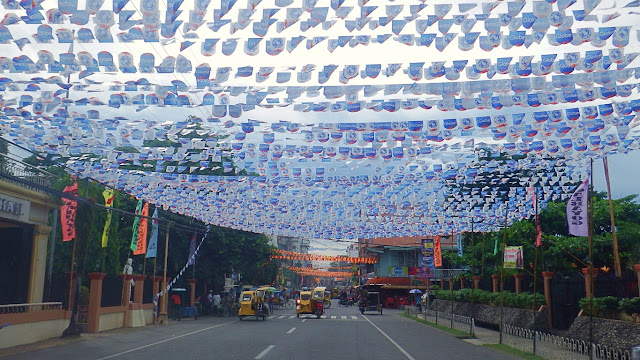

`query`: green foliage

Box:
[434,289,544,309]
[579,296,621,317]
[618,297,640,316]
[446,192,640,276]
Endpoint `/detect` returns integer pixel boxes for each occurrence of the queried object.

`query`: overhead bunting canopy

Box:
[0,0,639,240]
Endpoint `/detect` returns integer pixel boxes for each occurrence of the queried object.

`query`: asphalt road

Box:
[2,300,516,360]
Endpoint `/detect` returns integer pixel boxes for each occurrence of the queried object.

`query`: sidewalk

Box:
[405,306,501,346]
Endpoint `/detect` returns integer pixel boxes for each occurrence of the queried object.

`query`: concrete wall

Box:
[98,311,125,333]
[143,308,154,325]
[0,319,67,349]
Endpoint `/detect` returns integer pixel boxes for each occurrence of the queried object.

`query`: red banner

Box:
[61,183,78,242]
[434,236,442,268]
[133,202,149,255]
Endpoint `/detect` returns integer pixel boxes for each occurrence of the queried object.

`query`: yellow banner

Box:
[101,189,114,248]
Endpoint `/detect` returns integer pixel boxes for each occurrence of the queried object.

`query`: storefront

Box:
[0,181,55,305]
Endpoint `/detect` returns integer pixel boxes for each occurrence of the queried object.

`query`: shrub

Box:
[579,297,621,317]
[434,289,543,309]
[618,297,640,316]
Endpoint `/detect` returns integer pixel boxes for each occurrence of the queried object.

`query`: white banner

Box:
[566,180,589,237]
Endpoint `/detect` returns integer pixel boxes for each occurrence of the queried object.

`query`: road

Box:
[2,300,516,360]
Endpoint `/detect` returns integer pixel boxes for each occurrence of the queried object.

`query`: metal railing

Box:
[405,305,475,335]
[405,304,633,360]
[0,302,63,314]
[0,153,55,190]
[502,324,632,360]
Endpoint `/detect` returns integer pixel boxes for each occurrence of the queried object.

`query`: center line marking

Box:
[301,319,306,323]
[362,315,416,360]
[254,345,275,359]
[287,327,296,334]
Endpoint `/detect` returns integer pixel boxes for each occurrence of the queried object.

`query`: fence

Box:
[404,305,633,360]
[101,275,123,307]
[405,306,475,335]
[0,302,63,314]
[595,270,638,300]
[502,324,632,360]
[143,279,154,304]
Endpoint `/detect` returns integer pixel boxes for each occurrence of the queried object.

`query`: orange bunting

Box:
[272,249,377,264]
[280,265,355,278]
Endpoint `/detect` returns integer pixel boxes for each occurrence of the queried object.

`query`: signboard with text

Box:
[388,266,408,277]
[504,246,524,269]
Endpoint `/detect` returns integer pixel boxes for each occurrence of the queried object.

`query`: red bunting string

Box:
[272,249,377,264]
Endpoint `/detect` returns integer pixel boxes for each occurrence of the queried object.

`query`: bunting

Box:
[129,200,143,251]
[0,0,638,243]
[133,202,149,255]
[60,183,78,242]
[145,208,159,258]
[101,188,114,247]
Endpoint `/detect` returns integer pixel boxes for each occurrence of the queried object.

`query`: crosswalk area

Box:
[269,315,361,321]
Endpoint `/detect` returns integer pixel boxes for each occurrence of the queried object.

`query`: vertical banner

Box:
[456,234,463,257]
[434,235,442,267]
[129,200,143,251]
[101,188,114,247]
[187,232,197,265]
[567,180,589,237]
[504,246,524,269]
[145,208,159,258]
[133,202,149,255]
[61,183,78,242]
[421,238,435,277]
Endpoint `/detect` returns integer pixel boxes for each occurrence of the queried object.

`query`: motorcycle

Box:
[338,296,355,307]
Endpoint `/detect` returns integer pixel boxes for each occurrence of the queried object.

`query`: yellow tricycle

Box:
[238,290,268,321]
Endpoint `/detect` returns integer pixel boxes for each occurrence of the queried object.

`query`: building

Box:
[274,236,311,287]
[357,235,465,308]
[0,155,63,349]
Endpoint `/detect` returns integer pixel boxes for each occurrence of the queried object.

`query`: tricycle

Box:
[238,290,268,321]
[168,288,198,321]
[359,291,382,315]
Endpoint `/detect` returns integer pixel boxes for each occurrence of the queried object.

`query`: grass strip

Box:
[399,313,474,338]
[483,344,547,360]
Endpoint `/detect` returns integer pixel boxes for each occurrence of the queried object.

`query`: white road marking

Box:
[351,316,358,320]
[362,315,416,360]
[301,319,306,323]
[289,316,296,319]
[254,345,275,359]
[95,320,236,360]
[341,316,347,320]
[331,316,337,319]
[287,327,296,334]
[278,315,286,319]
[321,315,327,319]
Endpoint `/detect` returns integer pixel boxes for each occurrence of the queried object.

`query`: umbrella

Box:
[265,287,277,292]
[409,289,422,294]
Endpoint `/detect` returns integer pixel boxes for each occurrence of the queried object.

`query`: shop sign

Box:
[0,193,30,222]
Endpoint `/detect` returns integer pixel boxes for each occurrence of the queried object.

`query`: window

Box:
[301,293,311,300]
[242,293,252,301]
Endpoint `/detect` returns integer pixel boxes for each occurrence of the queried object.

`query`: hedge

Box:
[434,289,545,310]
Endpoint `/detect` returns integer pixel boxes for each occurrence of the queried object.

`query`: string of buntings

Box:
[272,249,377,264]
[282,266,355,278]
[3,0,640,243]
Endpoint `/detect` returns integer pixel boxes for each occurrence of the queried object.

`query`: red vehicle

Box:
[311,287,325,319]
